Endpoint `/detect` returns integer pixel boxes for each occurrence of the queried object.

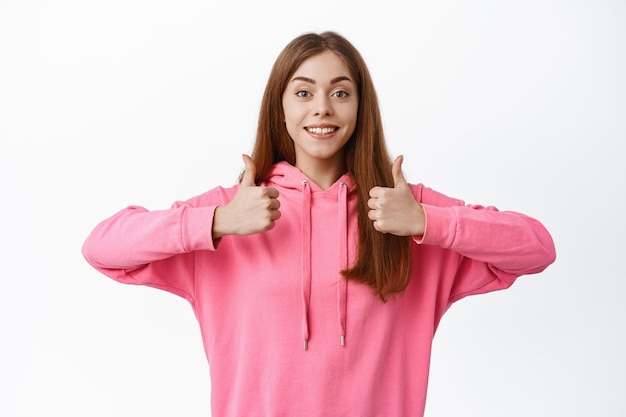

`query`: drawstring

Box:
[300,180,350,350]
[301,180,312,350]
[338,182,348,347]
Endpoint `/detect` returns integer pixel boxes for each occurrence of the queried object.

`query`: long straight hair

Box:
[245,31,412,301]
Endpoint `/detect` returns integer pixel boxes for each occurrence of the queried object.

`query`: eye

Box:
[296,90,311,98]
[332,90,349,98]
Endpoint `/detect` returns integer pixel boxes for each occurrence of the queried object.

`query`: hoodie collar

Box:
[265,161,356,194]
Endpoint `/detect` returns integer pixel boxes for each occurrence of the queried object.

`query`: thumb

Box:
[392,155,408,188]
[240,154,257,187]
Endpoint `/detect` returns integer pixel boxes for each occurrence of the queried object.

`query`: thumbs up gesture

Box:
[213,154,281,239]
[367,155,425,236]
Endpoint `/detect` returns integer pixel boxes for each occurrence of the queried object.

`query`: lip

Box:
[306,123,337,129]
[304,124,339,138]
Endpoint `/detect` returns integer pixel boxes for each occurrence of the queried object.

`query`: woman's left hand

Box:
[368,155,425,237]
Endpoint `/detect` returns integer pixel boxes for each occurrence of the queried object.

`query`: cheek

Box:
[283,115,298,139]
[283,105,304,132]
[342,106,358,131]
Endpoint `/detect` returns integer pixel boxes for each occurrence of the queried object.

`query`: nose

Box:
[313,95,333,117]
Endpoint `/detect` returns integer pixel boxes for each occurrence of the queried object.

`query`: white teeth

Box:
[307,127,336,135]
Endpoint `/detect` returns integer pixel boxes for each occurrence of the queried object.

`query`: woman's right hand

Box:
[212,154,281,239]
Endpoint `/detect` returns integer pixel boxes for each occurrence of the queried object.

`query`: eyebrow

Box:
[290,76,353,84]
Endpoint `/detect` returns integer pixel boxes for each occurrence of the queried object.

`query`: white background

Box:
[1,0,624,416]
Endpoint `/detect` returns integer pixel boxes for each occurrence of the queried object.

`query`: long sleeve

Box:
[81,187,233,301]
[412,185,556,303]
[82,204,218,270]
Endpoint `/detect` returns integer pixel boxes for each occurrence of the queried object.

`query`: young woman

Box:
[82,31,556,417]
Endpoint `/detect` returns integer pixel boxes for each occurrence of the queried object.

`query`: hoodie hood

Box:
[264,161,357,194]
[264,161,356,349]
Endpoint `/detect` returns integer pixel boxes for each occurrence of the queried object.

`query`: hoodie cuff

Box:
[182,206,220,252]
[413,203,457,249]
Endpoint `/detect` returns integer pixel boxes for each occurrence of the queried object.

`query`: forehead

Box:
[291,50,353,81]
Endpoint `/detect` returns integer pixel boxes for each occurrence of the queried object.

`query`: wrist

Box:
[212,206,227,240]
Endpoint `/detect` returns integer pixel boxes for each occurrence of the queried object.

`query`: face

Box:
[282,50,359,174]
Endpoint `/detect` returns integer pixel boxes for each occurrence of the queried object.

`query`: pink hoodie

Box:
[82,162,555,417]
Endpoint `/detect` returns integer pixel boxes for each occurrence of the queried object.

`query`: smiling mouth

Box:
[306,127,337,135]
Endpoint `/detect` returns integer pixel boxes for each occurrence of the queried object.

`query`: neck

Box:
[296,158,346,191]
